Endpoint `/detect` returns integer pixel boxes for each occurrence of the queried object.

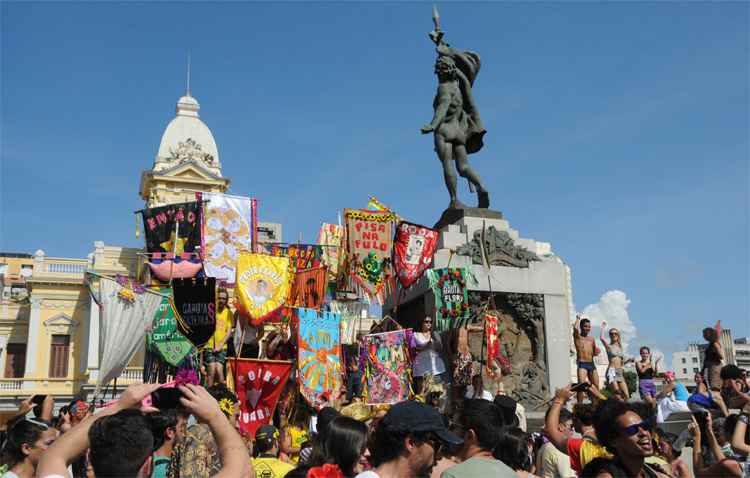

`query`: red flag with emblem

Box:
[231,358,292,437]
[393,221,438,289]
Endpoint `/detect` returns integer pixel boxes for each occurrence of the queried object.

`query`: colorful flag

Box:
[141,201,202,254]
[147,288,195,367]
[96,276,162,393]
[231,358,292,437]
[172,277,216,349]
[317,223,343,281]
[344,209,396,303]
[364,330,411,405]
[203,193,255,285]
[298,308,342,408]
[288,267,328,310]
[268,244,323,271]
[235,253,292,326]
[427,268,473,332]
[393,222,438,289]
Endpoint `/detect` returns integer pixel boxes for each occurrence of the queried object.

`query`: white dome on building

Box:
[153,93,222,177]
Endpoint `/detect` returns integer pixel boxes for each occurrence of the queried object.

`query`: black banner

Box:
[141,201,202,254]
[172,277,216,348]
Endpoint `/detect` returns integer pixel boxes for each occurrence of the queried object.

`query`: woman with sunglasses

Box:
[0,418,57,478]
[413,316,447,396]
[581,399,670,478]
[599,321,632,400]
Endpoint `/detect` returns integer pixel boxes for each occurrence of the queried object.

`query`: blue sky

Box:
[2,2,748,362]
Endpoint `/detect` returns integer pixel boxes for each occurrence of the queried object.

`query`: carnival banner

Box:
[97,276,162,393]
[330,300,367,345]
[141,201,202,254]
[288,267,327,310]
[298,308,342,408]
[344,209,397,303]
[231,358,292,437]
[147,253,203,282]
[427,268,474,332]
[317,223,343,281]
[172,277,216,348]
[235,253,292,325]
[203,193,255,285]
[393,221,438,289]
[147,288,195,367]
[364,329,411,405]
[267,244,323,272]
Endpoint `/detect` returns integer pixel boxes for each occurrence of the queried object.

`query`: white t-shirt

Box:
[536,441,575,478]
[413,332,446,377]
[354,471,381,478]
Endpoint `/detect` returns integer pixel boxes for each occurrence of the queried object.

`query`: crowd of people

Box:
[0,313,748,478]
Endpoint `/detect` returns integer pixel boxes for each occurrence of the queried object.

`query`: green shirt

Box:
[441,457,518,478]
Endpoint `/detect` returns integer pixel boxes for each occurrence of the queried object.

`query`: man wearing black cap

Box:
[356,401,462,478]
[252,424,294,478]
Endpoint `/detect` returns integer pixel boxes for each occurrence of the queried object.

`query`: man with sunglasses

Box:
[582,399,670,478]
[357,401,462,478]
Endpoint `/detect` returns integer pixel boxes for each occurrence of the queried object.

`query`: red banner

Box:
[393,221,438,289]
[231,358,292,437]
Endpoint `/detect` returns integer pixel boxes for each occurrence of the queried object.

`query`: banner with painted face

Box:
[288,267,328,310]
[393,221,438,289]
[172,277,216,348]
[344,209,397,303]
[147,288,195,367]
[298,308,342,408]
[231,358,292,437]
[203,193,255,285]
[364,329,411,405]
[427,268,473,332]
[235,253,292,326]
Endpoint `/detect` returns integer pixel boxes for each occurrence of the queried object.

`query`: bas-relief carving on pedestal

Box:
[456,226,539,268]
[468,292,549,409]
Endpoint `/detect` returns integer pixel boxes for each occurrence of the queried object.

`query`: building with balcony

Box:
[0,86,283,411]
[735,337,750,370]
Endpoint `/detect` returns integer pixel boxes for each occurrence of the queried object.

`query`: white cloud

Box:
[581,290,637,353]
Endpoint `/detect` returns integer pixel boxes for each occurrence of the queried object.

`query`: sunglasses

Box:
[621,421,652,437]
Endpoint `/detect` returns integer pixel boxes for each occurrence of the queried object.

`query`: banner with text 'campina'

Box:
[172,277,216,348]
[141,201,202,254]
[231,358,292,437]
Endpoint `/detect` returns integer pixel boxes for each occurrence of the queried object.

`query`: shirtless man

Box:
[574,315,601,402]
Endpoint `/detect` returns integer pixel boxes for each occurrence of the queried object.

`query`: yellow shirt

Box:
[252,456,294,478]
[287,426,310,464]
[207,307,233,350]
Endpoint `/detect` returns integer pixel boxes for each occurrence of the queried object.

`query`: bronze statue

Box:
[421,7,489,209]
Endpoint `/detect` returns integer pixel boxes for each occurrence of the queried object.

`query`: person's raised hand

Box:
[688,416,701,439]
[117,383,161,413]
[554,385,573,404]
[178,383,223,424]
[18,397,34,415]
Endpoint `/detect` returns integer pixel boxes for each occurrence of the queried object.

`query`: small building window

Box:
[692,357,698,363]
[49,335,70,378]
[5,343,26,378]
[682,368,687,374]
[693,368,699,373]
[681,358,686,364]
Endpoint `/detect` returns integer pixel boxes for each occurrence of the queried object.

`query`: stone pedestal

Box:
[385,209,574,408]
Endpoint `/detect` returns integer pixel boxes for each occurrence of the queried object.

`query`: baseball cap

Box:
[380,401,463,446]
[255,424,279,441]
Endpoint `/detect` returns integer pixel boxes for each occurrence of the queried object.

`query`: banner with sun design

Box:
[141,201,202,254]
[203,193,254,285]
[343,209,397,304]
[297,308,342,408]
[364,329,411,405]
[235,253,292,326]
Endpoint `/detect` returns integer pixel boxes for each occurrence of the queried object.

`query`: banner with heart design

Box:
[231,358,292,437]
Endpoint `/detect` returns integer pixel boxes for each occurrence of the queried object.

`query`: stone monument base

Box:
[385,208,574,409]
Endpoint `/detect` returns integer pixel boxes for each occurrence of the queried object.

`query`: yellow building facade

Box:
[0,88,277,410]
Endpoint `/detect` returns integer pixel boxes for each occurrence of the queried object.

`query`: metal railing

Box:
[0,367,143,394]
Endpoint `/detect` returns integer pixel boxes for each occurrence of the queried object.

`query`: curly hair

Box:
[703,327,718,343]
[593,399,644,453]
